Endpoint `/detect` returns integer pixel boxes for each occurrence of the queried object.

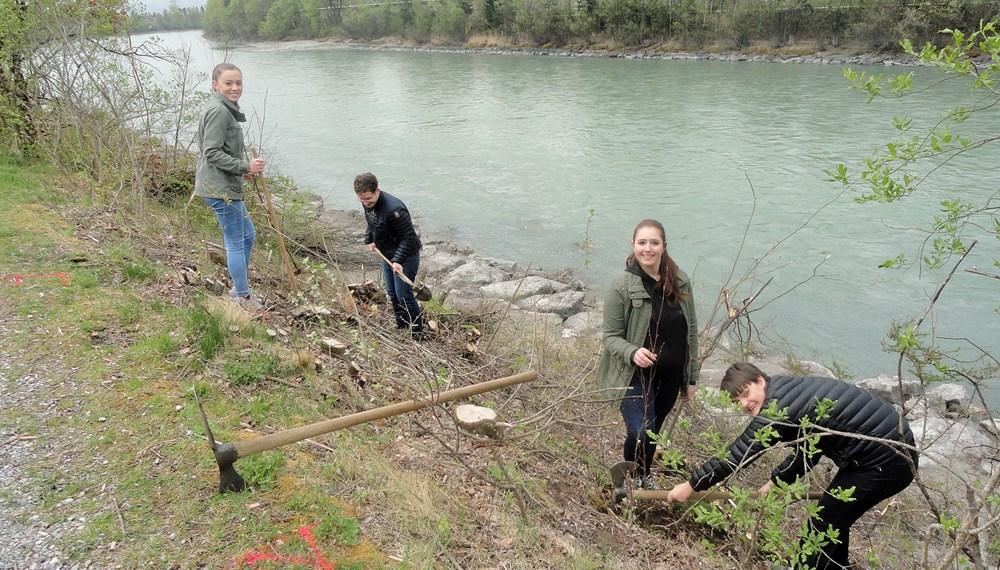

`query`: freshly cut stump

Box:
[454,404,508,440]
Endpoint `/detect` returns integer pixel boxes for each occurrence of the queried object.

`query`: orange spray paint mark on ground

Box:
[232,526,335,569]
[6,273,70,286]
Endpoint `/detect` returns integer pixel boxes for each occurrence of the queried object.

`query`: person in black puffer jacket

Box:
[667,362,918,570]
[354,172,424,338]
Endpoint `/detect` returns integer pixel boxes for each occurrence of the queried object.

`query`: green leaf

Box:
[878,254,906,269]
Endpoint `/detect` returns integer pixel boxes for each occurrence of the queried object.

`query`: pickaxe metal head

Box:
[194,388,247,494]
[213,442,247,493]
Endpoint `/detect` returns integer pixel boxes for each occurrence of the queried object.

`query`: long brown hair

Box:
[626,219,685,302]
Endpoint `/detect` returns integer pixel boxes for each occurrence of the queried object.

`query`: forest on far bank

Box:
[133,5,204,33]
[195,0,999,52]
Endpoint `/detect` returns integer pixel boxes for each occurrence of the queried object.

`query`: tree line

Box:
[201,0,999,52]
[133,5,205,32]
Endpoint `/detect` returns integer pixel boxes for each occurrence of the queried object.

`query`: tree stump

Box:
[207,244,227,268]
[348,280,383,304]
[319,337,348,356]
[453,404,510,440]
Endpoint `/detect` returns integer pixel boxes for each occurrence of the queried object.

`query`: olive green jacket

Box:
[596,268,700,402]
[194,92,251,201]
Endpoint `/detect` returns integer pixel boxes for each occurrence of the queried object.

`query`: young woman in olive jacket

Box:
[596,219,700,487]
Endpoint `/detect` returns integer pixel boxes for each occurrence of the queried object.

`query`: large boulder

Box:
[421,249,468,277]
[424,241,475,256]
[440,261,509,291]
[296,209,369,266]
[514,290,585,316]
[561,311,601,338]
[442,289,504,313]
[492,309,566,341]
[481,276,568,300]
[856,374,922,406]
[911,414,996,471]
[978,419,1000,444]
[747,356,835,380]
[924,383,971,408]
[478,256,519,277]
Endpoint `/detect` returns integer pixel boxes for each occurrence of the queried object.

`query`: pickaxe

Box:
[610,460,824,502]
[196,370,537,493]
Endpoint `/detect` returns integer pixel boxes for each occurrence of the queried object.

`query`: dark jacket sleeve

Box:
[387,208,419,263]
[772,441,824,484]
[689,415,776,491]
[363,214,374,245]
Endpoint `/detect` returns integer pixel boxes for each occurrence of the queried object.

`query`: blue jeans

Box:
[381,251,423,332]
[619,366,682,478]
[204,198,255,297]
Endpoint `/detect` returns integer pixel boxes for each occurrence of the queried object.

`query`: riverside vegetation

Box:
[195,0,1000,58]
[1,2,999,568]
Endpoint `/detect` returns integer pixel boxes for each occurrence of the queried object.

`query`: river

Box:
[137,30,999,408]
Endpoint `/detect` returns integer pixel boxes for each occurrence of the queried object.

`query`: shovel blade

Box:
[610,460,639,503]
[610,460,639,489]
[414,284,433,302]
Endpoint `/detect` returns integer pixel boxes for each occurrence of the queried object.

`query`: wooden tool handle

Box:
[632,489,826,502]
[233,371,537,458]
[372,247,417,287]
[250,147,297,295]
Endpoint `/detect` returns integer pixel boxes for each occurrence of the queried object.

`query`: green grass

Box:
[186,305,228,359]
[240,452,287,491]
[108,243,160,282]
[0,157,61,206]
[0,162,385,568]
[223,351,284,386]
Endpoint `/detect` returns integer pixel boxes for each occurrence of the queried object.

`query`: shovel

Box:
[373,247,433,302]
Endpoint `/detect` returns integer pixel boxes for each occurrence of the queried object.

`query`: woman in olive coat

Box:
[596,219,699,487]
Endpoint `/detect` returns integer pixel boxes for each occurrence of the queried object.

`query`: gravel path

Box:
[0,317,93,569]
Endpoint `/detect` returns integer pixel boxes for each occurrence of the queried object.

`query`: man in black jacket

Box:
[667,362,918,569]
[354,172,424,338]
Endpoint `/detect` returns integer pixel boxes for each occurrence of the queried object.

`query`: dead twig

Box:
[962,267,1000,281]
[112,497,128,535]
[0,434,37,448]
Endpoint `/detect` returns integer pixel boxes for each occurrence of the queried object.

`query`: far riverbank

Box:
[241,36,925,67]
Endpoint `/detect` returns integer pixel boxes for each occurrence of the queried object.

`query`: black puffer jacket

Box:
[690,375,918,491]
[363,190,421,264]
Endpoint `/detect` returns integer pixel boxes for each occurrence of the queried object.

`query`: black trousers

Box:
[803,452,917,569]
